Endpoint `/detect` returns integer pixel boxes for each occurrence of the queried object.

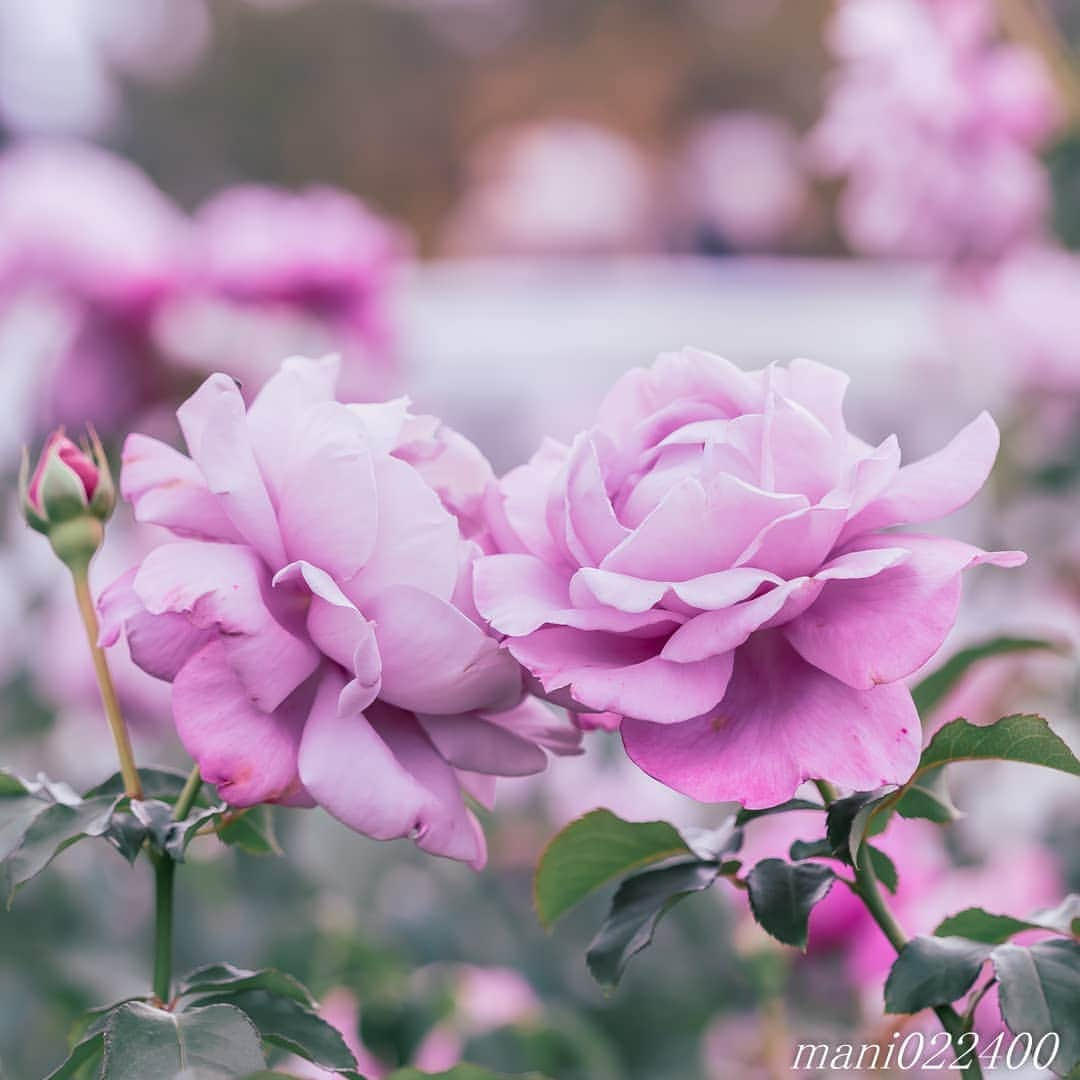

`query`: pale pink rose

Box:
[160,183,407,400]
[0,141,186,429]
[810,0,1062,261]
[99,354,579,867]
[474,348,1023,808]
[676,112,809,252]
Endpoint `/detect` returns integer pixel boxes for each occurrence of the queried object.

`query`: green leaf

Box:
[586,861,719,990]
[0,774,49,862]
[2,794,119,905]
[218,807,282,856]
[191,990,357,1073]
[165,807,225,862]
[534,810,696,929]
[894,766,962,824]
[1031,895,1080,938]
[101,1001,266,1079]
[176,964,316,1008]
[884,936,992,1014]
[44,1031,105,1080]
[734,799,822,825]
[825,788,895,865]
[86,768,206,803]
[789,838,833,861]
[917,714,1080,778]
[993,939,1080,1076]
[745,859,835,949]
[911,637,1061,718]
[867,846,898,894]
[935,907,1045,944]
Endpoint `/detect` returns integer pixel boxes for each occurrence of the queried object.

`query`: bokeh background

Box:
[1,1,1079,1077]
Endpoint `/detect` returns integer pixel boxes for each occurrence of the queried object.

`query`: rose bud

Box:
[20,428,115,572]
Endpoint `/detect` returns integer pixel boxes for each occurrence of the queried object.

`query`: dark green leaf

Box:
[789,839,833,861]
[884,936,992,1014]
[44,1031,105,1080]
[218,807,282,856]
[177,964,317,1008]
[85,768,205,803]
[894,767,962,824]
[130,799,177,850]
[191,990,356,1072]
[917,714,1080,778]
[3,794,119,905]
[534,810,696,928]
[911,637,1061,718]
[745,859,835,949]
[735,799,822,825]
[825,788,895,865]
[105,809,148,865]
[993,939,1080,1076]
[1031,895,1080,938]
[934,908,1044,944]
[867,846,898,894]
[586,861,719,990]
[165,807,225,862]
[0,782,49,861]
[101,1001,266,1079]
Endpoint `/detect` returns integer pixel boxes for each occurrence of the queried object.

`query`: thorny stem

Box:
[814,778,981,1078]
[72,571,142,799]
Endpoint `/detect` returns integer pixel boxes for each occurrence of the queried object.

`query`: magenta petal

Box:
[840,411,1001,541]
[367,703,487,867]
[563,434,630,564]
[785,534,1024,690]
[622,633,920,808]
[173,641,310,807]
[367,585,522,714]
[484,697,583,757]
[298,670,437,840]
[135,541,319,711]
[344,456,460,604]
[121,434,240,542]
[244,354,339,499]
[735,503,846,579]
[473,554,572,636]
[277,402,379,581]
[418,713,548,776]
[176,374,287,567]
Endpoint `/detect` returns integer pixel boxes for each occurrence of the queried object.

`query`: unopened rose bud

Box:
[20,428,115,574]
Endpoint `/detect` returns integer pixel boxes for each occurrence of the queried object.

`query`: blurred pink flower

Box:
[810,0,1062,260]
[677,112,809,252]
[443,121,656,256]
[99,354,578,867]
[283,988,388,1080]
[0,141,186,429]
[474,348,1022,808]
[160,184,407,401]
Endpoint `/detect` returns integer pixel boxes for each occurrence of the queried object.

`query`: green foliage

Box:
[177,964,317,1008]
[911,637,1061,718]
[993,940,1080,1076]
[734,799,822,825]
[533,810,698,929]
[825,788,895,865]
[218,808,282,856]
[883,936,992,1014]
[917,714,1080,777]
[586,861,721,990]
[745,859,835,950]
[100,1002,267,1079]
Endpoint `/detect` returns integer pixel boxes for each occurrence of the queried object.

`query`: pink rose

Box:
[474,349,1023,808]
[99,354,578,867]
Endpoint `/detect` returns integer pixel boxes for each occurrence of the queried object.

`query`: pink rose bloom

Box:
[474,349,1022,808]
[810,0,1062,261]
[160,184,406,400]
[0,141,186,429]
[98,354,578,867]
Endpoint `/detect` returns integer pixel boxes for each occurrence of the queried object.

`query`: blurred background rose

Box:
[0,2,1078,1078]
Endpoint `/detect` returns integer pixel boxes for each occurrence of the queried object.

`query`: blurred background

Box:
[0,1,1079,1077]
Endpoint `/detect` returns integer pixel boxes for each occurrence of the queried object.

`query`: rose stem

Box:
[72,571,142,800]
[813,780,982,1079]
